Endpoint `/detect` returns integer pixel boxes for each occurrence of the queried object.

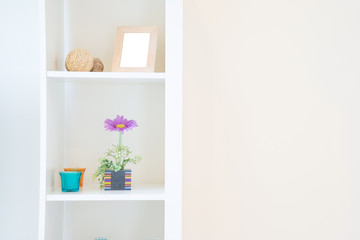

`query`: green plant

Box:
[92,145,141,189]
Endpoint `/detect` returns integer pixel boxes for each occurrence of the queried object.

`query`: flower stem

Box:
[119,132,122,149]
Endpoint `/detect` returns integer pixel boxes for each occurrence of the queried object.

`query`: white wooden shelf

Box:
[46,184,165,201]
[39,0,181,238]
[47,71,166,82]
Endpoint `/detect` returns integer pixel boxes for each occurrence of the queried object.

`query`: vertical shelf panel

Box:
[165,0,183,240]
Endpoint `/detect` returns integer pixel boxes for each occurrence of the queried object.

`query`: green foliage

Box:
[92,144,141,189]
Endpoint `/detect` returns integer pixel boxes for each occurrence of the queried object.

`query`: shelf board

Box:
[47,71,165,83]
[46,184,165,201]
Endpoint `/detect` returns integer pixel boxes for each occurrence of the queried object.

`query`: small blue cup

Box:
[59,171,82,192]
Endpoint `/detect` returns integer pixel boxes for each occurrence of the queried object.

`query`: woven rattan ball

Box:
[65,49,93,71]
[91,58,104,72]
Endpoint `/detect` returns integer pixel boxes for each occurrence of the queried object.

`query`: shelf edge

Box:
[47,71,166,79]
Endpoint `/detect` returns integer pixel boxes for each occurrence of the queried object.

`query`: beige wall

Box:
[184,0,360,239]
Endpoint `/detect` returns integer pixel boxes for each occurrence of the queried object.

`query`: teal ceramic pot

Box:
[59,171,82,192]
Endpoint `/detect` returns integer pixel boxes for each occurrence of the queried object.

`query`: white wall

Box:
[0,0,40,239]
[184,0,360,239]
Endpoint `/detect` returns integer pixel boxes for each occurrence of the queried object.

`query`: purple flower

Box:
[104,115,138,134]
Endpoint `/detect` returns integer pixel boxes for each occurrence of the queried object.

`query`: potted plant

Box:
[93,115,141,190]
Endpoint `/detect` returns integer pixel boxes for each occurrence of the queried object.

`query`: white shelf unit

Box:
[39,0,182,240]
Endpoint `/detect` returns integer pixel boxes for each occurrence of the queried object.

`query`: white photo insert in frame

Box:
[112,26,158,72]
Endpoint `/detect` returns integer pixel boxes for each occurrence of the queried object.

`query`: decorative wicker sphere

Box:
[91,58,104,72]
[65,48,93,72]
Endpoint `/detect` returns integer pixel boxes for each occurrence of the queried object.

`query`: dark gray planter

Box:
[104,169,131,190]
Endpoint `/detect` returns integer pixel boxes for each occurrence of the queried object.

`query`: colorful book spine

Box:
[104,171,112,190]
[125,171,131,190]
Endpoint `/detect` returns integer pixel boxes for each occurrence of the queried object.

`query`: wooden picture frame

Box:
[112,26,158,72]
